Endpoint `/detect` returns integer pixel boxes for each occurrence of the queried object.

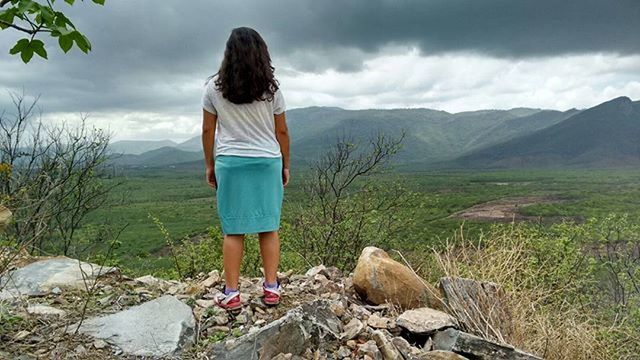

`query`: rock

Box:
[71,295,195,357]
[417,350,469,360]
[200,270,221,288]
[439,277,512,342]
[135,274,167,287]
[350,303,372,318]
[397,307,457,335]
[392,336,424,359]
[74,344,87,355]
[359,340,383,360]
[353,247,442,310]
[341,318,365,340]
[97,294,114,306]
[26,304,66,317]
[432,328,542,360]
[0,257,117,299]
[371,329,403,360]
[367,313,393,329]
[330,300,347,318]
[196,299,216,308]
[93,339,108,349]
[210,325,230,332]
[209,299,342,359]
[305,265,328,278]
[337,346,352,358]
[214,313,229,326]
[51,287,62,295]
[272,353,293,360]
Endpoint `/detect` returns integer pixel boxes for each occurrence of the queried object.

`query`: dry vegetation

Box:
[418,219,640,360]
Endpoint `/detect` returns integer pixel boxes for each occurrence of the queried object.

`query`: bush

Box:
[426,215,640,360]
[150,216,307,280]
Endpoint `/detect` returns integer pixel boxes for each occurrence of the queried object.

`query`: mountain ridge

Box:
[107,97,638,169]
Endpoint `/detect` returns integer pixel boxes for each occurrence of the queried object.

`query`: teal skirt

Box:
[214,155,284,235]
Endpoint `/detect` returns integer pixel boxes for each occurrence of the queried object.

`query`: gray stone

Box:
[26,304,66,317]
[417,350,469,360]
[0,257,117,299]
[93,339,108,349]
[439,277,512,342]
[341,318,364,340]
[305,264,328,278]
[371,329,403,360]
[397,307,457,335]
[432,328,542,360]
[210,299,342,360]
[71,295,195,357]
[367,313,393,329]
[392,336,424,359]
[359,340,383,360]
[337,346,352,358]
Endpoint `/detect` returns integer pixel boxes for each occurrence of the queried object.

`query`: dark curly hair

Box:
[213,27,279,104]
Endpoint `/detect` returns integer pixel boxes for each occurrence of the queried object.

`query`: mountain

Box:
[109,146,202,167]
[108,97,640,170]
[285,106,574,165]
[109,140,178,155]
[452,97,640,168]
[120,106,568,168]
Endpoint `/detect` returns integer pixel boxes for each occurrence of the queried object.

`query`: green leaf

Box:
[64,0,75,4]
[70,31,91,53]
[20,47,34,63]
[30,39,47,59]
[59,34,73,53]
[16,0,35,15]
[40,6,55,23]
[92,0,105,5]
[9,38,29,55]
[0,9,16,27]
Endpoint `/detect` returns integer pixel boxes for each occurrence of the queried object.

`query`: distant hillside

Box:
[452,97,640,168]
[285,106,574,165]
[105,98,640,170]
[109,146,201,167]
[109,140,177,155]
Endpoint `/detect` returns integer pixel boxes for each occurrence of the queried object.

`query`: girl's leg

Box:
[222,234,245,291]
[258,230,280,285]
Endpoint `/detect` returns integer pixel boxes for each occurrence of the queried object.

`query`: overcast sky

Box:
[1,0,639,141]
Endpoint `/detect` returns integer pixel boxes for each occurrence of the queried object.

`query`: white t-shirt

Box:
[202,77,285,158]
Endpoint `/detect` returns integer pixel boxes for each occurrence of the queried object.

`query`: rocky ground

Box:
[0,245,543,359]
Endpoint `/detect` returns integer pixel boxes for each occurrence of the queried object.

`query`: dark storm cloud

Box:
[0,0,639,118]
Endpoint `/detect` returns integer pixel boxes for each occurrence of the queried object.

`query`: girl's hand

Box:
[206,167,217,189]
[282,168,290,187]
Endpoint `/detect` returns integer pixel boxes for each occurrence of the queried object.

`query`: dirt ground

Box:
[450,196,564,222]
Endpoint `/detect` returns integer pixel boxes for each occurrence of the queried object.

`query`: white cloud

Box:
[279,49,640,112]
[17,49,640,142]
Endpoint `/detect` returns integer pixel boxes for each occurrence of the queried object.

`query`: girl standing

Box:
[201,27,290,311]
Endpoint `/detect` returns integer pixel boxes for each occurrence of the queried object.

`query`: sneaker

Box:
[262,282,281,306]
[215,290,242,311]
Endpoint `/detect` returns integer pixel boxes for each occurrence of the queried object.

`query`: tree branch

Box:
[0,20,37,34]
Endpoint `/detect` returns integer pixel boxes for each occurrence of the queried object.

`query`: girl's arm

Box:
[274,112,290,186]
[202,109,217,188]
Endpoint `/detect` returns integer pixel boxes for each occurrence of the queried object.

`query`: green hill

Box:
[452,97,640,168]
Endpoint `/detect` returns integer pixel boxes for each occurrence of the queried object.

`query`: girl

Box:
[201,27,290,311]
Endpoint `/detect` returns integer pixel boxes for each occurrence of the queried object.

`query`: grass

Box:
[79,167,640,277]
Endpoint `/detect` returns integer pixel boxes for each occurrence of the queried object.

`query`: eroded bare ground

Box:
[450,195,572,222]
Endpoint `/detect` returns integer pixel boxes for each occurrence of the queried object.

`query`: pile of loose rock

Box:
[0,245,543,359]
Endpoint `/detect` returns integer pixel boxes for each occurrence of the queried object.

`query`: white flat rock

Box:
[0,257,117,299]
[70,295,195,357]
